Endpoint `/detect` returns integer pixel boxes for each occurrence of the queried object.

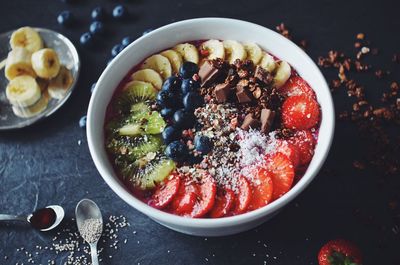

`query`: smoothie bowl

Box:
[87,18,334,236]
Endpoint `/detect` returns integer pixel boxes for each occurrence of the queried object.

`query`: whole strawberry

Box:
[318,239,362,265]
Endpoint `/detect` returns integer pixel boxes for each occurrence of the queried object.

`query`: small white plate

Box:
[0,28,80,130]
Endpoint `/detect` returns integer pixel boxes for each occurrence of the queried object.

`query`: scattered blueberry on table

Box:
[121,36,134,47]
[57,10,73,26]
[142,28,153,35]
[80,32,93,46]
[90,83,96,93]
[111,44,125,57]
[91,6,105,21]
[79,115,87,128]
[112,5,127,19]
[89,21,104,35]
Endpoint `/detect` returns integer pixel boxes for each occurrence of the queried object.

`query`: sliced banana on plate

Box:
[160,49,182,73]
[48,66,74,99]
[131,68,163,90]
[6,75,41,107]
[5,47,36,80]
[200,39,225,60]
[259,52,277,72]
[10,27,43,53]
[31,48,61,79]
[141,54,172,80]
[243,42,263,65]
[12,92,49,118]
[273,61,291,88]
[173,43,199,64]
[222,40,247,64]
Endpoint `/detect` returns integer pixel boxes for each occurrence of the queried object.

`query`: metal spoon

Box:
[75,199,103,265]
[0,205,65,231]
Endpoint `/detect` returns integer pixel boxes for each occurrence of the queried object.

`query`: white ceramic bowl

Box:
[87,18,335,237]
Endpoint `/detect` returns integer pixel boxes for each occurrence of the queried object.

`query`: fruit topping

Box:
[148,174,180,209]
[171,178,198,215]
[181,78,200,94]
[288,130,316,165]
[162,126,181,145]
[179,61,199,79]
[172,109,196,129]
[188,174,217,218]
[279,76,316,98]
[174,43,199,65]
[165,140,189,162]
[247,168,274,211]
[282,94,320,130]
[264,152,295,199]
[209,188,235,218]
[232,176,252,214]
[116,81,157,113]
[183,92,204,110]
[161,76,182,93]
[194,135,213,154]
[275,140,300,168]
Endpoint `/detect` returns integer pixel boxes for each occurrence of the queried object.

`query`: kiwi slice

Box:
[119,110,166,136]
[115,81,157,113]
[117,155,176,189]
[106,135,163,161]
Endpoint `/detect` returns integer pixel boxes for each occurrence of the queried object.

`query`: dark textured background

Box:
[0,0,399,264]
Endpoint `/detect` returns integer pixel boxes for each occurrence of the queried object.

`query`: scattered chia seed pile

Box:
[79,218,103,244]
[7,215,130,265]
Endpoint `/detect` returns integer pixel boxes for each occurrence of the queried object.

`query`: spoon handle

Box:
[89,243,99,265]
[0,214,26,222]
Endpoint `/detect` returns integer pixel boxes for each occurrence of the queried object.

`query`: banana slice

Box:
[6,75,41,107]
[222,40,247,64]
[259,52,277,72]
[273,61,291,88]
[12,92,49,118]
[173,43,199,64]
[243,42,263,64]
[10,27,43,53]
[160,49,182,74]
[141,54,172,80]
[31,48,61,79]
[48,66,74,99]
[5,47,36,80]
[200,39,225,60]
[131,69,163,90]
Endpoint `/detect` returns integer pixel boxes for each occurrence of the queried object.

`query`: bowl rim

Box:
[87,17,335,228]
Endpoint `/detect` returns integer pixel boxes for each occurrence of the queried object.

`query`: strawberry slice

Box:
[232,176,252,215]
[148,174,181,209]
[275,140,300,168]
[265,152,295,200]
[248,168,274,211]
[282,94,321,130]
[209,188,235,218]
[171,178,198,215]
[288,130,316,165]
[188,174,217,218]
[278,76,316,99]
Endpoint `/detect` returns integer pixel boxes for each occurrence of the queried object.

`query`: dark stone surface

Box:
[0,0,399,264]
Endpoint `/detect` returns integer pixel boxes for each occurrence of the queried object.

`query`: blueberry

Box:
[181,78,200,95]
[111,44,124,57]
[89,21,104,35]
[57,10,73,26]
[112,5,127,19]
[91,6,105,21]
[173,109,195,129]
[142,29,153,36]
[160,108,174,119]
[194,135,213,154]
[121,36,134,47]
[90,83,96,93]
[79,115,87,128]
[80,32,93,46]
[162,126,181,145]
[165,140,188,162]
[183,92,204,110]
[179,62,198,79]
[156,90,175,108]
[161,76,182,93]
